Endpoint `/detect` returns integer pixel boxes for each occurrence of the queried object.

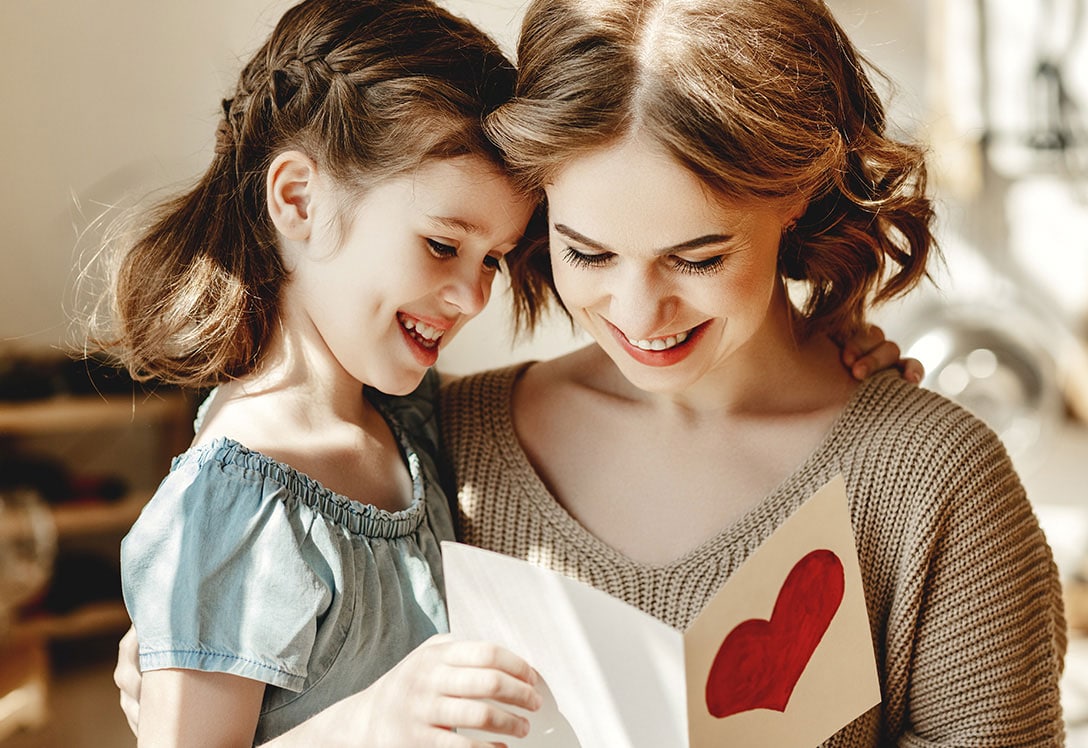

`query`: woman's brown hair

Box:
[487,0,935,339]
[93,0,515,388]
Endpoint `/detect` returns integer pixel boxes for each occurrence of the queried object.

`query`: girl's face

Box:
[291,155,533,396]
[544,135,801,397]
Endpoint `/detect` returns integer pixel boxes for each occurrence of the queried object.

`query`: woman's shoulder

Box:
[846,370,997,441]
[836,371,1019,493]
[439,361,533,409]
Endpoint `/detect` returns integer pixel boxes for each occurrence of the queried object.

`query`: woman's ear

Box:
[784,195,809,227]
[267,150,317,241]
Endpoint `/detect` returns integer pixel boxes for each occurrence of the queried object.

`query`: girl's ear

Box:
[267,151,317,241]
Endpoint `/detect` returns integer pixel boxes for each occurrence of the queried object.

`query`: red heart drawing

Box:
[705,548,845,719]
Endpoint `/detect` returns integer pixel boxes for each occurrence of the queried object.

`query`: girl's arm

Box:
[118,631,541,748]
[139,669,265,747]
[265,634,540,748]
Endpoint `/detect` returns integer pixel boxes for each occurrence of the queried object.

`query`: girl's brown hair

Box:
[486,0,935,339]
[95,0,515,387]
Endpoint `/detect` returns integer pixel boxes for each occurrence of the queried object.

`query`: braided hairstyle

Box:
[99,0,514,387]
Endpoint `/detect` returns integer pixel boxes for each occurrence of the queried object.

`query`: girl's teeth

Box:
[629,330,688,351]
[399,315,444,341]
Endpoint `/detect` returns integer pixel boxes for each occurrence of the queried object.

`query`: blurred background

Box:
[0,0,1086,744]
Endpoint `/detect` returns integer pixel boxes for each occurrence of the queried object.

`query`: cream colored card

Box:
[444,474,879,747]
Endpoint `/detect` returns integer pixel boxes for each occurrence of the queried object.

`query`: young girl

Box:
[104,0,542,744]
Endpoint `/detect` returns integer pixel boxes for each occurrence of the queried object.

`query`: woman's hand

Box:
[114,626,141,735]
[839,325,923,383]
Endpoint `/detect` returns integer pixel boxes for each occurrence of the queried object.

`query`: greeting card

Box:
[443,474,880,747]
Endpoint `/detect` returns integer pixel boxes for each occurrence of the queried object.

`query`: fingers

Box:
[839,325,924,383]
[438,639,539,688]
[840,324,890,370]
[899,356,925,384]
[848,339,899,380]
[433,695,533,740]
[406,636,541,738]
[119,691,140,736]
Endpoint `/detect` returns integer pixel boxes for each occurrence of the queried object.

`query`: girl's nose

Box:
[443,264,492,317]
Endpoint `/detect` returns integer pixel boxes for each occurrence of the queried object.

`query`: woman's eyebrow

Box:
[553,223,732,254]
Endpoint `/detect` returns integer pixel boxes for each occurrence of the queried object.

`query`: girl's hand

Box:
[839,325,924,383]
[118,628,543,747]
[306,633,541,747]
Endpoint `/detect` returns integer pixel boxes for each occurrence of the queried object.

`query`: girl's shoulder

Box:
[143,437,295,521]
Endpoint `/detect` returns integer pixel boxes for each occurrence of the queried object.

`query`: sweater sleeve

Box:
[896,416,1066,746]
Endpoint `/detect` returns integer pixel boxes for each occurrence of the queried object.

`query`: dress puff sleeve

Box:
[121,443,334,693]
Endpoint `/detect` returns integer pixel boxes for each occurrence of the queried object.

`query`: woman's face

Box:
[544,135,801,396]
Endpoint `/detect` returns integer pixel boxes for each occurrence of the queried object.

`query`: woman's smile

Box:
[606,318,712,367]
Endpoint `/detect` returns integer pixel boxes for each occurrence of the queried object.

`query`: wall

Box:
[0,0,578,375]
[2,0,1086,379]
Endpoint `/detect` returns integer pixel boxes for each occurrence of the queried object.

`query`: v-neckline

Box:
[492,362,880,574]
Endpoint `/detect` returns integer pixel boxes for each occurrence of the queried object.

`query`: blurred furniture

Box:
[0,391,193,739]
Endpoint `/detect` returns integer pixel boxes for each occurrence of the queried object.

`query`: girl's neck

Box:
[212,324,372,437]
[195,329,413,512]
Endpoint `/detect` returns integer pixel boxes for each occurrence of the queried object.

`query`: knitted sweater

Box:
[439,364,1067,747]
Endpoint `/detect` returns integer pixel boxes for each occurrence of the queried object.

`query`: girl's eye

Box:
[427,238,458,258]
[673,255,725,275]
[483,254,503,273]
[561,246,612,268]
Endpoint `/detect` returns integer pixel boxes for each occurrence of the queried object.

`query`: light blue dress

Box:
[121,370,455,745]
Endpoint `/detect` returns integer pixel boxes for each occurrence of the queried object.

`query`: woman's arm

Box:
[138,669,264,747]
[895,426,1065,745]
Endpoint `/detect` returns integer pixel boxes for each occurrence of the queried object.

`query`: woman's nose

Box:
[607,265,678,336]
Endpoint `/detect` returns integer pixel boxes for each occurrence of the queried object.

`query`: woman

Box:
[117,0,1061,745]
[439,0,1065,744]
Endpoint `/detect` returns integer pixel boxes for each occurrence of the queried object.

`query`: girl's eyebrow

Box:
[429,215,483,234]
[553,223,732,254]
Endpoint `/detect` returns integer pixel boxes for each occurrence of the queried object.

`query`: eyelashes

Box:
[560,246,725,276]
[560,246,610,269]
[427,239,503,273]
[427,238,458,259]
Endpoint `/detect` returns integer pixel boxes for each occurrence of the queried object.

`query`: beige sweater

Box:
[439,365,1067,746]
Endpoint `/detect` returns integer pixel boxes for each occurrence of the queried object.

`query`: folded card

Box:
[443,474,880,747]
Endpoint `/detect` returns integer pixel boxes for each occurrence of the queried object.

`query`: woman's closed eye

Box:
[562,245,726,276]
[672,254,725,275]
[561,246,612,268]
